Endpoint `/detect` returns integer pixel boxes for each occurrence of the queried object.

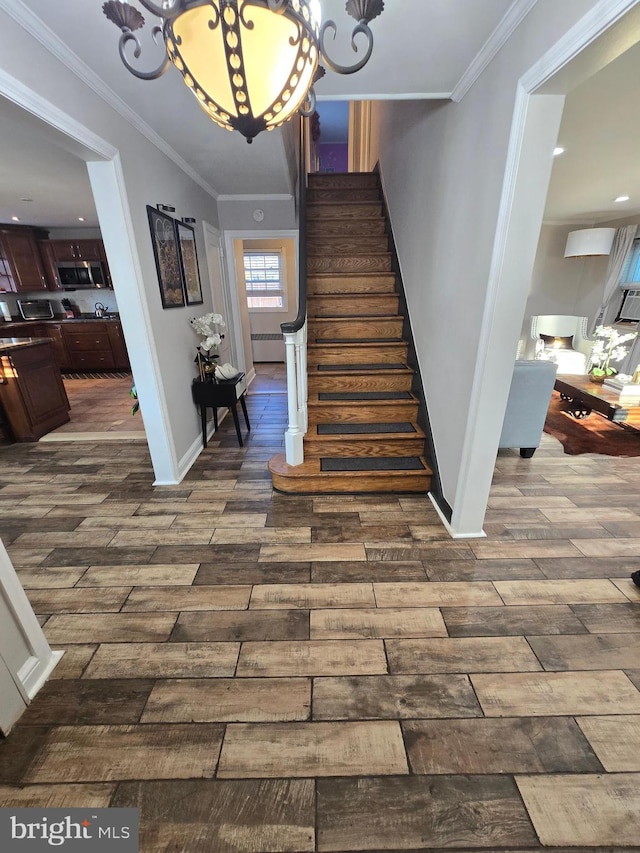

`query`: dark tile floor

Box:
[0,365,639,850]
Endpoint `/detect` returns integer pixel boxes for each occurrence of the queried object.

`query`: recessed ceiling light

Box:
[614,195,630,203]
[78,217,85,222]
[553,146,565,156]
[11,216,19,221]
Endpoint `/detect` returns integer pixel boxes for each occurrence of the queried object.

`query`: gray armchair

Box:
[499,360,558,458]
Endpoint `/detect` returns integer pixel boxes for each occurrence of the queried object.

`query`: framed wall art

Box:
[146,205,185,309]
[176,220,203,306]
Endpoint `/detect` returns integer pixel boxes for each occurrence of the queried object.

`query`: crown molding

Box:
[316,92,452,101]
[0,0,220,200]
[520,0,640,92]
[0,68,119,161]
[451,0,539,102]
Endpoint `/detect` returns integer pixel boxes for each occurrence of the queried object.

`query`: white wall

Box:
[372,0,602,532]
[0,8,225,482]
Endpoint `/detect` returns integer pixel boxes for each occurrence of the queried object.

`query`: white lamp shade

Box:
[564,228,616,257]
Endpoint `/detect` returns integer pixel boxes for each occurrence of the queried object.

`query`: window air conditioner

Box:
[618,289,640,322]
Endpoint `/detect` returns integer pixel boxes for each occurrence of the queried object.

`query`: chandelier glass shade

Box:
[103,0,384,142]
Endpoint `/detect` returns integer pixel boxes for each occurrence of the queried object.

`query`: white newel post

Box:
[284,325,307,466]
[0,537,63,734]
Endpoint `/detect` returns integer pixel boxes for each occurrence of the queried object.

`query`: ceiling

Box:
[544,39,640,225]
[1,1,639,230]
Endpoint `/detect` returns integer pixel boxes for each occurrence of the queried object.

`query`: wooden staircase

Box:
[269,172,432,494]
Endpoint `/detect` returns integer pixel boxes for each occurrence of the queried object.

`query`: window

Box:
[243,251,285,310]
[620,238,640,285]
[617,238,640,322]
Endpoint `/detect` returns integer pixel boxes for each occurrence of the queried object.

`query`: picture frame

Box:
[176,220,203,305]
[146,205,185,309]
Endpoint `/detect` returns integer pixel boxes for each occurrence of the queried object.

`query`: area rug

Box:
[544,392,640,456]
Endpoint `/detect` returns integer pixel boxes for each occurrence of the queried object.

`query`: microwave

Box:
[57,261,108,289]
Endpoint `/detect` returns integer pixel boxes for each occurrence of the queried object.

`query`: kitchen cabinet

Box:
[45,324,70,370]
[37,239,61,291]
[0,339,70,441]
[106,322,130,369]
[61,321,129,371]
[50,239,104,263]
[0,227,49,293]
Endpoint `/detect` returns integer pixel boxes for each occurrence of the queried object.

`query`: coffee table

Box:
[554,374,640,428]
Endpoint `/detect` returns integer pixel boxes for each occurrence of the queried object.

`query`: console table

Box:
[555,374,640,428]
[191,374,250,447]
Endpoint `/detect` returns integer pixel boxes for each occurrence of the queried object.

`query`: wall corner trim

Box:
[429,493,486,540]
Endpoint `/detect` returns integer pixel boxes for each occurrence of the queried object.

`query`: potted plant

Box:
[588,325,636,383]
[190,312,226,381]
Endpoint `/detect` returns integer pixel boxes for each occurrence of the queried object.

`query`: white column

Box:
[0,537,62,734]
[284,330,304,465]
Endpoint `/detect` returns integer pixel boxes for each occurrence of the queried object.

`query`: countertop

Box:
[0,316,120,325]
[0,337,51,354]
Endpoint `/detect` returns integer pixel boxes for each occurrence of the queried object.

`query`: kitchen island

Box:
[0,337,70,441]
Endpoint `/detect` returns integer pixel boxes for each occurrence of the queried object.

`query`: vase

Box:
[589,373,606,385]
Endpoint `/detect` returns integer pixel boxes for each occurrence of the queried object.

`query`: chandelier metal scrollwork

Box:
[103,0,385,142]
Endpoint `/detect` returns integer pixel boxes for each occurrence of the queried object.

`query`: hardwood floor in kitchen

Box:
[1,368,639,851]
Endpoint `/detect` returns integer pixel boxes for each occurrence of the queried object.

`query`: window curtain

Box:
[594,224,638,329]
[621,329,640,376]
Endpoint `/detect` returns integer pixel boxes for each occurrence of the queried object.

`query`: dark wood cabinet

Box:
[0,227,49,292]
[107,322,130,369]
[60,321,129,371]
[51,239,104,263]
[45,324,70,370]
[0,340,70,441]
[37,239,61,290]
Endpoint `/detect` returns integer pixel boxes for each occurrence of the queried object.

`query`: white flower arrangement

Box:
[190,312,226,380]
[589,325,636,377]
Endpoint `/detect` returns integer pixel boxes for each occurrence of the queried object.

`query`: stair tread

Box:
[309,314,400,322]
[315,338,404,344]
[314,421,419,435]
[317,391,413,401]
[315,363,409,371]
[269,454,432,481]
[321,456,426,472]
[309,394,418,406]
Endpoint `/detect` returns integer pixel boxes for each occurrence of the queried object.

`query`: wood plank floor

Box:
[1,364,639,851]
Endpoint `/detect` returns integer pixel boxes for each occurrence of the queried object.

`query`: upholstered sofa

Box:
[499,359,558,457]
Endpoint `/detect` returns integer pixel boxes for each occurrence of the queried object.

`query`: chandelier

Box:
[103,0,385,143]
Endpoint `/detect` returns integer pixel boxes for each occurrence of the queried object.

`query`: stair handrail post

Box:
[297,322,308,434]
[284,329,304,465]
[281,114,310,466]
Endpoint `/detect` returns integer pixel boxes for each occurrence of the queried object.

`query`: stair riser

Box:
[307,219,387,236]
[307,188,380,203]
[304,438,425,458]
[308,203,383,219]
[308,319,404,341]
[308,237,389,255]
[308,295,400,316]
[309,255,392,274]
[308,403,418,424]
[308,344,408,365]
[308,173,379,189]
[307,374,413,393]
[270,469,431,494]
[308,274,396,295]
